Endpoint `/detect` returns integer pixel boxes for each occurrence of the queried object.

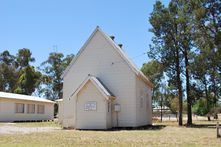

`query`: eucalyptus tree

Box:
[192,0,221,108]
[16,48,35,68]
[0,50,18,92]
[15,66,42,95]
[174,0,196,126]
[149,1,184,125]
[14,48,41,95]
[39,52,74,100]
[141,60,164,104]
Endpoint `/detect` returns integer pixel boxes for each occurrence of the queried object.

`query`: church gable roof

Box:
[71,75,115,100]
[62,26,153,88]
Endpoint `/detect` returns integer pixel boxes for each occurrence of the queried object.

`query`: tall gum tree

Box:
[149,1,184,126]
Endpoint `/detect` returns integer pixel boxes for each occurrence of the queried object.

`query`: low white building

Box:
[59,27,153,129]
[0,92,54,122]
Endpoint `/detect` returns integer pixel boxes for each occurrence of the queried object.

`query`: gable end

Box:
[61,26,153,88]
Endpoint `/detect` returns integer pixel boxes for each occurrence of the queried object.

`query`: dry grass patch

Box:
[13,121,61,127]
[0,121,61,128]
[0,120,221,146]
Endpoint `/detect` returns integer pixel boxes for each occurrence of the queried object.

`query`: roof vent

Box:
[118,44,123,48]
[110,36,115,40]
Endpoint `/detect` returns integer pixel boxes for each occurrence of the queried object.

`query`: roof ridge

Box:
[61,27,100,78]
[61,26,153,88]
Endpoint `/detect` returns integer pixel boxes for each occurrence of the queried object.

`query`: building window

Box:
[37,105,45,114]
[27,104,35,114]
[15,103,25,113]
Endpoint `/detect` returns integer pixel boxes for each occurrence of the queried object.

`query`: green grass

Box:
[1,120,221,147]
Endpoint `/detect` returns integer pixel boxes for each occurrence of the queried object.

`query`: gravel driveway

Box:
[0,123,61,134]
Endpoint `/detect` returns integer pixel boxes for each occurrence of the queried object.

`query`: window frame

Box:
[15,103,25,113]
[37,104,45,114]
[27,104,35,114]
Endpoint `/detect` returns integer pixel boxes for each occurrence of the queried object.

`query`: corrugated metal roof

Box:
[0,92,55,103]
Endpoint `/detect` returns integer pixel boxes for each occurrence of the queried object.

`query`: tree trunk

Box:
[176,48,183,126]
[207,116,211,121]
[204,81,211,121]
[184,48,192,126]
[160,94,163,122]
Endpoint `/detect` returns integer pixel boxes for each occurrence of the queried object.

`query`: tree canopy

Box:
[145,0,221,125]
[0,49,74,101]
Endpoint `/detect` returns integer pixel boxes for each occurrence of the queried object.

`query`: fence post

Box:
[217,122,220,138]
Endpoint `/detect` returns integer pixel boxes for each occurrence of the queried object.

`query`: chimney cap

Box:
[110,36,115,40]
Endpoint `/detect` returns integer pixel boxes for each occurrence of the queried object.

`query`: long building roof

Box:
[0,92,55,103]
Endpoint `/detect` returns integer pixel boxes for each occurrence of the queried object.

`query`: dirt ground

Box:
[1,121,221,147]
[0,123,61,134]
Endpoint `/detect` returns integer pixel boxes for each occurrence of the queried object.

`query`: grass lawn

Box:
[12,121,61,127]
[1,120,221,147]
[0,121,60,128]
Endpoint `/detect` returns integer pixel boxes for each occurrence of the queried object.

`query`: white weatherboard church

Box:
[59,27,153,129]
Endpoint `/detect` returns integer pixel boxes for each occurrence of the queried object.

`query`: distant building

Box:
[0,92,54,122]
[153,106,170,112]
[58,27,153,129]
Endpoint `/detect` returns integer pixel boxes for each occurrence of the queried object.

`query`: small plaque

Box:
[84,101,97,111]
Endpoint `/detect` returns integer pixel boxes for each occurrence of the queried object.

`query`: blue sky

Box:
[0,0,169,68]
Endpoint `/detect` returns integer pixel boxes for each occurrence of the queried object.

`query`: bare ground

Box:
[0,123,61,134]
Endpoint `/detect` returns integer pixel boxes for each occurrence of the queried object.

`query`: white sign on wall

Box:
[114,104,121,112]
[84,101,97,111]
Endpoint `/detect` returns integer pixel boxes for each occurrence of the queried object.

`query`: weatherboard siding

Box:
[0,98,54,122]
[76,81,109,129]
[63,30,137,128]
[135,77,152,126]
[57,100,64,124]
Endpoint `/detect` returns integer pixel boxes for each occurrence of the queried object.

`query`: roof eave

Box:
[71,76,115,101]
[0,97,55,104]
[61,26,154,90]
[109,96,116,100]
[138,72,154,88]
[61,26,100,78]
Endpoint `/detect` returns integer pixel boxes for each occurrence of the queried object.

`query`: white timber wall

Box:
[0,98,54,122]
[136,77,152,126]
[63,30,137,128]
[76,81,109,129]
[106,101,112,128]
[57,101,64,124]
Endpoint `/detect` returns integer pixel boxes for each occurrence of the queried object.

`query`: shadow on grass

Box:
[111,125,166,131]
[74,125,166,131]
[185,124,217,129]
